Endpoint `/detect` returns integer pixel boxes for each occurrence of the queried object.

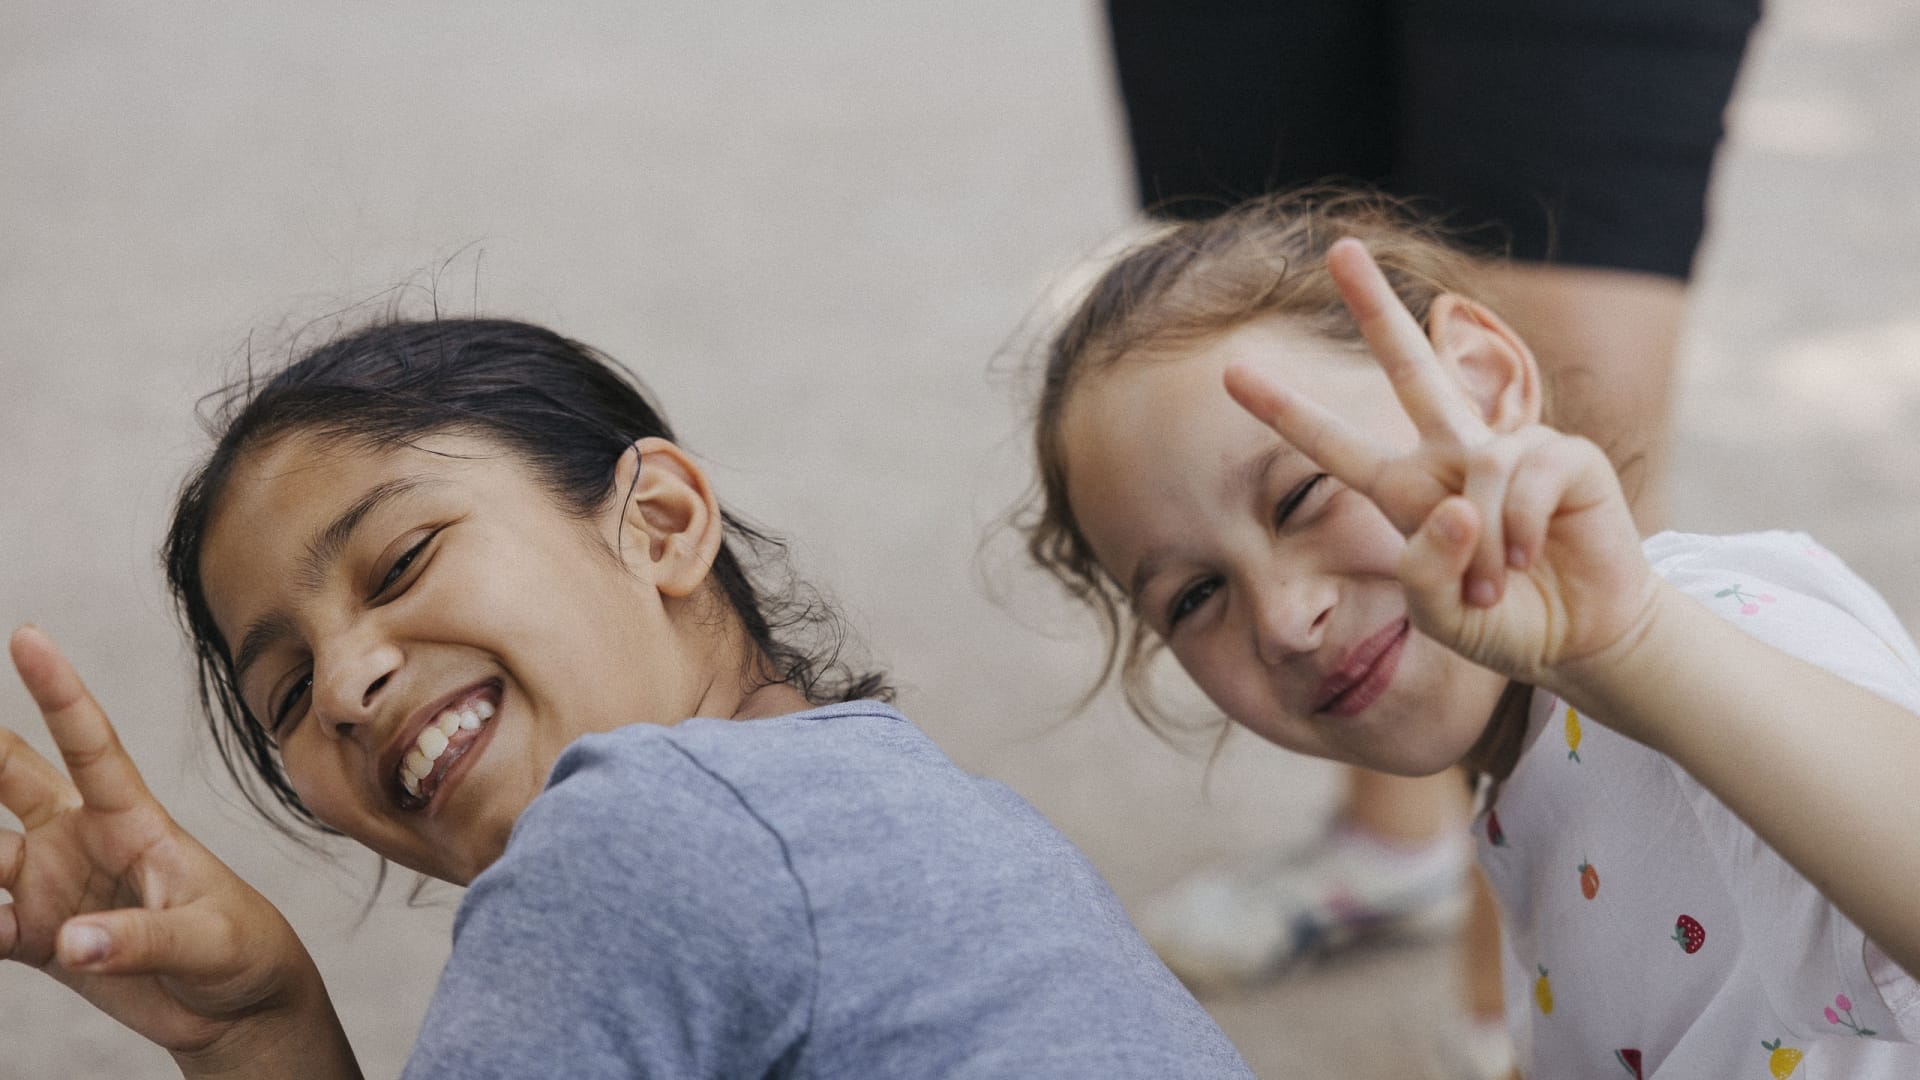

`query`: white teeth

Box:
[398,696,495,801]
[417,726,449,761]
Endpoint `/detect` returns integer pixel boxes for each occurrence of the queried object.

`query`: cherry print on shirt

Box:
[1715,584,1777,616]
[1824,992,1877,1037]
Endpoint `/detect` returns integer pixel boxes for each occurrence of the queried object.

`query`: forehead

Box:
[1060,318,1367,481]
[1055,318,1383,561]
[197,431,525,636]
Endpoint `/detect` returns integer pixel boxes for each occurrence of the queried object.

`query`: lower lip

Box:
[417,710,500,816]
[1321,623,1409,718]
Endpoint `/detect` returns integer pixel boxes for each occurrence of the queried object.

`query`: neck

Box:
[688,627,814,721]
[729,679,814,720]
[1461,680,1534,782]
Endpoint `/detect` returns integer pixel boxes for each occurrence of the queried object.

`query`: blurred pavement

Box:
[3,3,1917,1076]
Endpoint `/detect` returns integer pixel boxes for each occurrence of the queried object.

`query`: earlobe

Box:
[610,438,724,599]
[1426,294,1542,431]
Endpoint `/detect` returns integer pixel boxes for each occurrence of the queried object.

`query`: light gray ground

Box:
[2,3,1916,1077]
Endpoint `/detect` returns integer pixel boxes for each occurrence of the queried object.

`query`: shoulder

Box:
[1643,530,1920,711]
[459,721,815,959]
[409,723,819,1079]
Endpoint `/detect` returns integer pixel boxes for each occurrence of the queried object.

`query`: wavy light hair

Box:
[1022,189,1499,729]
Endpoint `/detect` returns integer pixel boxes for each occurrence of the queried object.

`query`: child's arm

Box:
[1570,582,1920,980]
[1224,238,1920,981]
[4,627,363,1080]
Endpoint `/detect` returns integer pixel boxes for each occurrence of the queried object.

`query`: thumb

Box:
[58,904,241,980]
[1399,496,1479,634]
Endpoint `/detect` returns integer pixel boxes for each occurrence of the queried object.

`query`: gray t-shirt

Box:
[401,701,1253,1078]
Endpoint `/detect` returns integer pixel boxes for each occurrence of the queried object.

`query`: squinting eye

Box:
[1168,577,1220,627]
[272,672,312,734]
[1275,473,1329,528]
[376,534,433,596]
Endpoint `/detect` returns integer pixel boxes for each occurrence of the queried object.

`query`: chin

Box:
[1345,726,1482,778]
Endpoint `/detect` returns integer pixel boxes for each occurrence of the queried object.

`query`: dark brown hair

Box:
[165,317,889,836]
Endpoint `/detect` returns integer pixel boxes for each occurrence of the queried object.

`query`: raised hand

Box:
[3,626,359,1078]
[1222,239,1660,691]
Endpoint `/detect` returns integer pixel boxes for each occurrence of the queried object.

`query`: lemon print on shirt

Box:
[1762,1038,1803,1078]
[1565,707,1582,762]
[1534,965,1553,1015]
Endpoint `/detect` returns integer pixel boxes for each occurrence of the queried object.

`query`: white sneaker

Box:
[1421,1019,1518,1080]
[1137,820,1471,993]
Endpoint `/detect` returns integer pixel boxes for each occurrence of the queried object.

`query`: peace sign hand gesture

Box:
[1224,239,1661,694]
[3,626,358,1078]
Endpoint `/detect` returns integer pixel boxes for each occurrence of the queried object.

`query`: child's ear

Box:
[609,438,723,600]
[1426,294,1542,432]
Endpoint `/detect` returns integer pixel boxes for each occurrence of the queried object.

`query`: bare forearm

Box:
[1560,583,1920,977]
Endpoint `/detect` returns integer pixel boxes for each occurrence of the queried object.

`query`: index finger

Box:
[1327,238,1488,441]
[9,627,154,816]
[1225,361,1389,500]
[0,727,77,830]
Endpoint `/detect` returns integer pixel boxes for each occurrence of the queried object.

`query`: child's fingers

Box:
[9,627,154,816]
[1460,444,1515,608]
[1326,239,1487,443]
[1224,361,1391,505]
[0,828,20,890]
[1503,439,1582,570]
[1399,496,1481,633]
[0,726,79,831]
[0,902,17,961]
[58,903,248,981]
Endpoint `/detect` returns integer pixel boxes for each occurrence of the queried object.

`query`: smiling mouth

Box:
[395,684,500,811]
[1314,619,1410,718]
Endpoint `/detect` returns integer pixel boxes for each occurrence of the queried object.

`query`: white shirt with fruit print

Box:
[1476,531,1920,1079]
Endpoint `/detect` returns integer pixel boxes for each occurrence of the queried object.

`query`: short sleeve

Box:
[1645,531,1920,714]
[400,732,817,1080]
[1646,531,1920,1045]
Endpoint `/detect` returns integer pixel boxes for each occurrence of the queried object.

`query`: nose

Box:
[311,627,402,740]
[1249,572,1333,667]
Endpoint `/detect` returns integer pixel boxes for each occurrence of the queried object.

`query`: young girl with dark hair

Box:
[1026,192,1920,1076]
[3,318,1253,1078]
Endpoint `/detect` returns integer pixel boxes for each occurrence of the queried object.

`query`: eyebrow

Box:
[1125,442,1298,607]
[1227,442,1297,504]
[231,475,442,685]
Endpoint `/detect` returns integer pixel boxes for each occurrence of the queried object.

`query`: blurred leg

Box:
[1105,1,1393,217]
[1341,764,1467,843]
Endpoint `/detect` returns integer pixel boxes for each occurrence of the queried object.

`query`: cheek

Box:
[1170,636,1305,742]
[1323,490,1408,568]
[279,742,360,829]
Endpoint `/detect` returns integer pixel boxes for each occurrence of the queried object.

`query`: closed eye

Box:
[1275,473,1329,528]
